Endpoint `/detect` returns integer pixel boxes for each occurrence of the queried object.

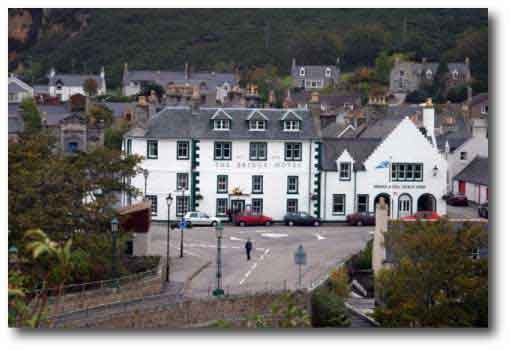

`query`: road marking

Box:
[261,233,288,238]
[240,248,270,285]
[315,233,326,240]
[230,236,243,241]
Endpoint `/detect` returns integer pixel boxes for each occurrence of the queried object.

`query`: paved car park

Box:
[147,223,372,297]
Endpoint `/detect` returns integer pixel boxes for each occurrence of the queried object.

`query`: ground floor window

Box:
[357,194,369,213]
[252,198,263,215]
[332,194,345,215]
[398,193,413,217]
[145,195,158,216]
[216,198,228,216]
[287,199,298,213]
[177,173,189,190]
[176,196,189,217]
[287,176,299,194]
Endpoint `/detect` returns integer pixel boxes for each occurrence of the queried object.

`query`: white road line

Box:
[315,233,326,240]
[261,233,288,238]
[239,248,270,285]
[230,236,243,241]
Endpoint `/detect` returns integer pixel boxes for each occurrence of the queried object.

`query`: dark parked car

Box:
[478,202,489,219]
[346,212,375,226]
[446,193,469,206]
[283,212,321,226]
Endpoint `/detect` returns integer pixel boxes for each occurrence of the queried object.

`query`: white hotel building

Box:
[123,102,447,222]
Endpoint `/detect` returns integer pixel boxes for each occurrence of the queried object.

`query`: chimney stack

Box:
[422,98,437,147]
[291,57,296,70]
[184,62,189,80]
[191,85,201,115]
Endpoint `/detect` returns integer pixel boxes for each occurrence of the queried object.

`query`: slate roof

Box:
[453,156,489,186]
[291,65,340,80]
[123,70,237,89]
[49,74,103,87]
[102,102,134,117]
[8,104,21,118]
[38,104,69,126]
[33,85,49,94]
[469,93,489,107]
[321,138,381,171]
[131,107,317,140]
[292,91,360,107]
[8,76,33,94]
[395,61,470,76]
[357,106,421,139]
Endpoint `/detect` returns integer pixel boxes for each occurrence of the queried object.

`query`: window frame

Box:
[357,194,369,213]
[460,151,468,160]
[339,162,351,181]
[214,142,232,160]
[176,196,190,217]
[145,195,158,216]
[251,198,263,215]
[252,175,264,194]
[126,139,132,155]
[213,119,231,130]
[216,198,228,217]
[284,142,302,161]
[391,163,423,182]
[283,120,301,132]
[287,176,299,194]
[217,175,228,194]
[176,173,189,191]
[287,199,298,213]
[176,141,190,160]
[249,119,266,131]
[147,140,158,159]
[332,194,346,216]
[249,142,267,161]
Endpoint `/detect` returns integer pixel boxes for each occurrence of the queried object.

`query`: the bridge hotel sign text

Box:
[215,161,303,169]
[373,184,426,190]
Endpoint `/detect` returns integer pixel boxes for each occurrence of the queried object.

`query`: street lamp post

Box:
[179,187,185,258]
[165,193,173,283]
[213,221,224,296]
[110,217,119,288]
[143,169,149,197]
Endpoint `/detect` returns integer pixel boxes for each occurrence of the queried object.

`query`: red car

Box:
[347,212,375,226]
[233,212,273,227]
[401,211,441,221]
[446,193,469,206]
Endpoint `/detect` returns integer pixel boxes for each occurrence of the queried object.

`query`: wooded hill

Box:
[9,8,488,90]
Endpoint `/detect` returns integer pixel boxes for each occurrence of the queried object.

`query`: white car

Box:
[184,211,222,226]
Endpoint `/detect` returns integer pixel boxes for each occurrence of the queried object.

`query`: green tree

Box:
[311,287,351,327]
[374,220,488,327]
[342,25,390,68]
[244,292,310,328]
[19,98,41,133]
[83,78,99,96]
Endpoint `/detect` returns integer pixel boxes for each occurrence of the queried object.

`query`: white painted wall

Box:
[322,117,448,220]
[453,180,488,204]
[446,136,488,191]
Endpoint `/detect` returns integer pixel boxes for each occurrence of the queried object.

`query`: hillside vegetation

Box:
[9,8,488,90]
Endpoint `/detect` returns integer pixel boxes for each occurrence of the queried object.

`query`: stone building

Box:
[291,58,340,90]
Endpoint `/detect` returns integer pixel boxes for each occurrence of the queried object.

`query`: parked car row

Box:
[443,192,469,206]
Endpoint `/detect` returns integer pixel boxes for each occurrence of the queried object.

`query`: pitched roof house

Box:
[291,58,340,90]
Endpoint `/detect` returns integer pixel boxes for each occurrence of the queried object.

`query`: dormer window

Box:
[249,119,266,131]
[452,69,459,80]
[325,67,331,77]
[284,120,300,131]
[339,162,351,181]
[214,119,231,130]
[426,69,433,80]
[299,67,306,77]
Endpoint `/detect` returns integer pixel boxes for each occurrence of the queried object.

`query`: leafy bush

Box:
[311,287,350,327]
[349,239,373,271]
[447,84,468,103]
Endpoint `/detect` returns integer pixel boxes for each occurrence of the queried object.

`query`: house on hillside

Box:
[453,156,489,204]
[121,62,238,106]
[291,58,340,90]
[8,75,34,103]
[48,67,107,101]
[389,57,471,94]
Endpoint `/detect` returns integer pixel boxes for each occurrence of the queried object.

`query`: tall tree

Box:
[19,98,41,133]
[83,78,98,96]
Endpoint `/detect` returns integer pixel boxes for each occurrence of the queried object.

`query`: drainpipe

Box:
[308,141,312,214]
[322,172,327,221]
[353,169,357,215]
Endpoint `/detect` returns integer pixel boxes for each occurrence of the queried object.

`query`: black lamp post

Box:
[143,169,149,197]
[212,221,224,296]
[165,193,173,283]
[179,186,185,258]
[110,217,119,288]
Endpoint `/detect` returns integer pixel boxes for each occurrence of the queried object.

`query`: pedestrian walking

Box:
[245,238,253,261]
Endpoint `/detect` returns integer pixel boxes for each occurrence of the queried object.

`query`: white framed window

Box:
[460,151,468,160]
[177,141,189,159]
[287,176,299,194]
[252,175,263,194]
[391,163,423,182]
[299,67,305,77]
[325,67,331,77]
[145,195,158,216]
[357,194,369,213]
[452,70,459,80]
[471,248,481,260]
[426,69,433,80]
[284,143,302,161]
[216,198,228,216]
[332,194,345,215]
[287,199,298,213]
[214,142,232,160]
[482,104,488,115]
[249,119,266,130]
[147,140,158,159]
[177,173,189,190]
[126,139,132,155]
[217,175,228,193]
[249,142,267,160]
[284,120,300,131]
[176,196,189,217]
[339,162,351,181]
[252,198,263,215]
[214,119,231,130]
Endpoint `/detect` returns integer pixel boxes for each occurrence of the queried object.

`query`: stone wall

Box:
[57,291,309,329]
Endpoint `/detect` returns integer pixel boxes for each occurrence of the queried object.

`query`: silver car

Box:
[184,211,222,226]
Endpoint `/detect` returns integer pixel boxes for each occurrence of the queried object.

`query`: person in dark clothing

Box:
[245,239,253,261]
